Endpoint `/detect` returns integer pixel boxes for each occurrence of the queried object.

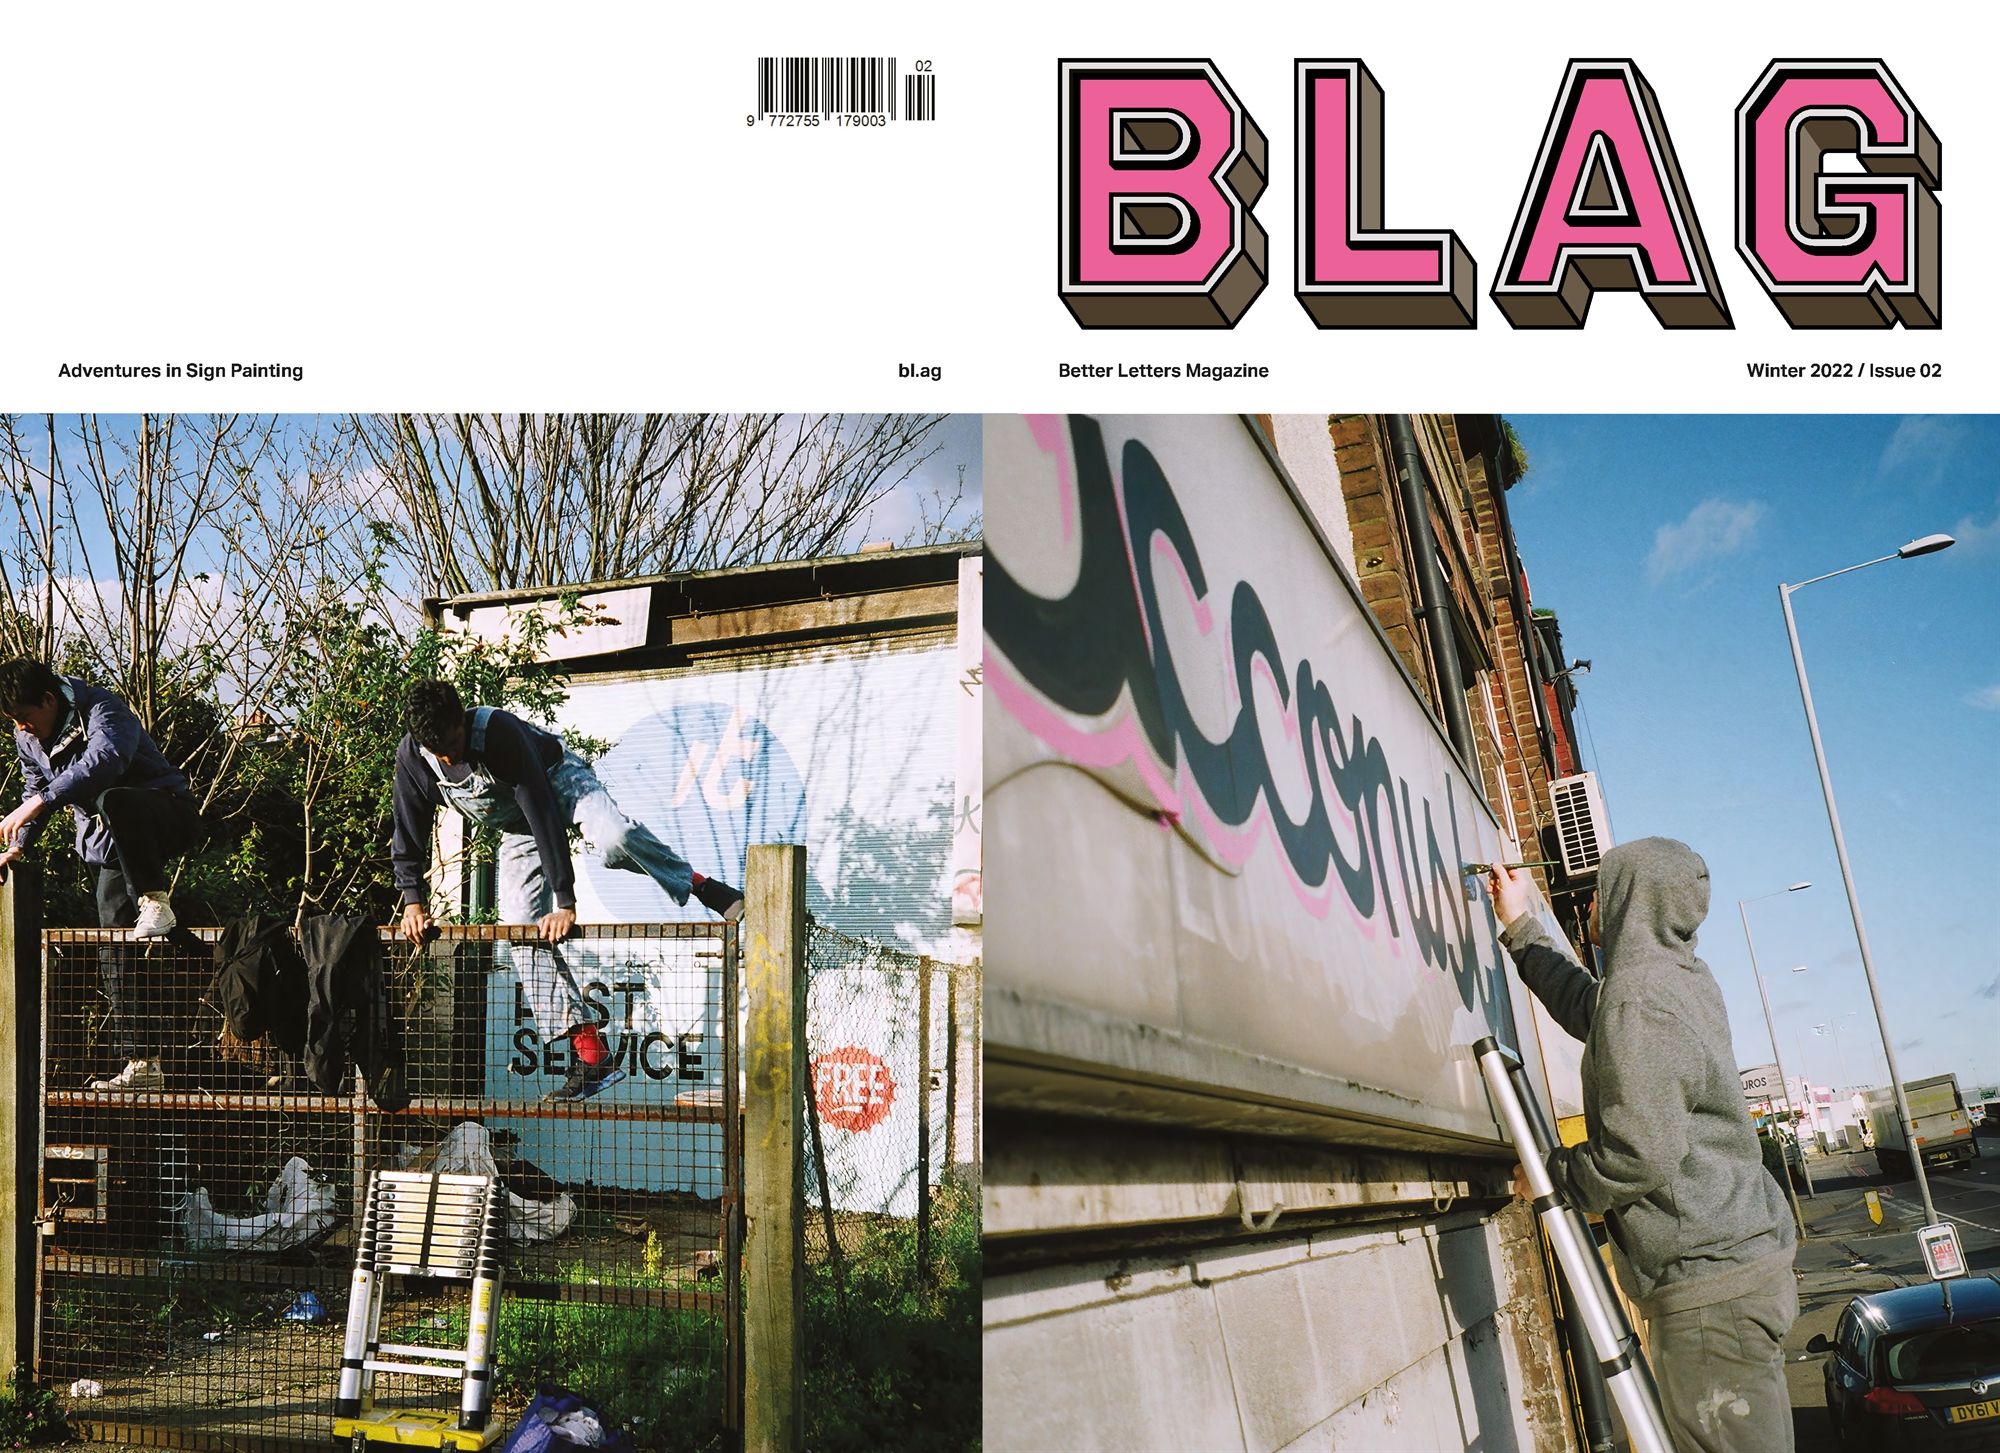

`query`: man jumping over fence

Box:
[0,657,206,1092]
[390,679,743,1102]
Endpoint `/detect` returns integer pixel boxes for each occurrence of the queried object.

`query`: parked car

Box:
[1810,1278,2000,1448]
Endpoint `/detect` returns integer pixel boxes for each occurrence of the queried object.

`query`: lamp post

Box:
[1780,532,1954,1233]
[1811,1008,1856,1091]
[1741,883,1815,1223]
[1792,1028,1825,1147]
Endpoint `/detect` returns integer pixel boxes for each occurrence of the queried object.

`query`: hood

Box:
[1597,836,1710,974]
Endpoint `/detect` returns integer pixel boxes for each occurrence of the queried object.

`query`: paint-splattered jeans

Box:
[496,754,694,1037]
[1648,1270,1798,1453]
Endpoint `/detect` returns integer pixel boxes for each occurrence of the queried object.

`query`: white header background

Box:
[4,2,1988,411]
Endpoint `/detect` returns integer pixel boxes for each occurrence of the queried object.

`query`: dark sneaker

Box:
[543,1056,627,1103]
[693,877,745,923]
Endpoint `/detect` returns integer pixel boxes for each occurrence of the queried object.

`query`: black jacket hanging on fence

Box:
[208,914,309,1057]
[300,914,409,1111]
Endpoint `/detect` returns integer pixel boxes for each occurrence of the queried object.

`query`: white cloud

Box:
[1646,498,1766,584]
[1951,495,2000,555]
[1967,685,2000,712]
[1878,415,1969,477]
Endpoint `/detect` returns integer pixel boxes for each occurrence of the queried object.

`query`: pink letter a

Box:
[1493,61,1731,328]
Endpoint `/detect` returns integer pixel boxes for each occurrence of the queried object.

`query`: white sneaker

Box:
[89,1057,164,1092]
[133,894,177,939]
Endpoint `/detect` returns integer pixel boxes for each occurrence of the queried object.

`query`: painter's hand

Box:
[1512,1163,1533,1200]
[1484,863,1535,929]
[0,794,45,848]
[399,902,434,943]
[539,906,577,944]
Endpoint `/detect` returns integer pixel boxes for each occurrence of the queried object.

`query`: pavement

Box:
[1781,1133,2000,1450]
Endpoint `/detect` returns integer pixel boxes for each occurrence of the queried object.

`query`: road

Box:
[1785,1131,2000,1450]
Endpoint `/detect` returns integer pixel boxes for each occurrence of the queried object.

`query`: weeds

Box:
[0,1366,64,1448]
[804,1181,979,1453]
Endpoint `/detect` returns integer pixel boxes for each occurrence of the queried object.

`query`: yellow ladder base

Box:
[333,1407,503,1450]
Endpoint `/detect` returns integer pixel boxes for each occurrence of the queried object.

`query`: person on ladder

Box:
[1485,840,1798,1453]
[0,657,206,1092]
[390,679,743,1102]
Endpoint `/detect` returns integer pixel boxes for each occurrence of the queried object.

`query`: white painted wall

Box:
[985,1212,1571,1452]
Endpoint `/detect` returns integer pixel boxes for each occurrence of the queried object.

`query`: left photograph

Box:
[0,413,983,1453]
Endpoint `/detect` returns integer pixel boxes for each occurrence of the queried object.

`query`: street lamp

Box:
[1780,532,1955,1234]
[1810,1008,1856,1091]
[1741,882,1815,1225]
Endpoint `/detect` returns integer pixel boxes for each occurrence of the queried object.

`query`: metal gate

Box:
[34,922,741,1452]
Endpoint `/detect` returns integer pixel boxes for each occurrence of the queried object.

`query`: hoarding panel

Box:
[484,641,960,1212]
[987,413,1557,1149]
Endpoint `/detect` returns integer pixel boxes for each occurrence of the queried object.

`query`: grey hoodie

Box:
[1501,836,1796,1318]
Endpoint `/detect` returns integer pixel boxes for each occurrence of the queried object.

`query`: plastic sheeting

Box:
[402,1122,577,1242]
[179,1156,336,1253]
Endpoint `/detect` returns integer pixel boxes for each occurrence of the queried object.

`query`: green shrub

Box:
[804,1182,980,1453]
[0,1366,65,1448]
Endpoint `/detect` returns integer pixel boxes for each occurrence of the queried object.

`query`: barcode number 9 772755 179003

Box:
[750,57,936,126]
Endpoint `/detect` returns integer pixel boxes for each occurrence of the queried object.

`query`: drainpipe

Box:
[1386,415,1479,766]
[1483,418,1555,767]
[1555,1256,1620,1453]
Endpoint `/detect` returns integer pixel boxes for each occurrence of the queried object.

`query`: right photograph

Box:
[981,414,1997,1453]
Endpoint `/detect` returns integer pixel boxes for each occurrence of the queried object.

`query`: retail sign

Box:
[1059,58,1938,330]
[1742,1064,1782,1104]
[1919,1222,1966,1280]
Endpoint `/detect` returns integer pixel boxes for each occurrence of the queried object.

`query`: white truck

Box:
[1867,1074,1978,1177]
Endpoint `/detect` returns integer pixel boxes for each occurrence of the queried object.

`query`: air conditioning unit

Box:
[1550,772,1612,879]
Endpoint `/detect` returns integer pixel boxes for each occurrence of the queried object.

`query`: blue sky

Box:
[1507,415,2000,1096]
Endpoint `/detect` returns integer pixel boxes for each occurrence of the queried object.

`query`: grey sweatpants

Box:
[1647,1271,1798,1453]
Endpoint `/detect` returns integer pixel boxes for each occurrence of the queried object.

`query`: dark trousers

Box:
[94,786,203,909]
[92,787,202,1060]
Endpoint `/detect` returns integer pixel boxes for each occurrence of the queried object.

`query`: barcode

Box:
[755,57,936,120]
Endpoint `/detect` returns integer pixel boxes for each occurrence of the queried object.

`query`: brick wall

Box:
[1333,414,1563,902]
[1332,415,1426,694]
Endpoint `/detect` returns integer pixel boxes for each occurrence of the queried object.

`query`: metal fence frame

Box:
[25,910,741,1452]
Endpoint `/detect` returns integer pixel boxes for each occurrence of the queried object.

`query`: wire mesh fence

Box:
[799,922,980,1452]
[35,920,738,1452]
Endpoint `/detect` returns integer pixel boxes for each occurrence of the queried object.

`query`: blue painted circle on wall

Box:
[582,702,807,919]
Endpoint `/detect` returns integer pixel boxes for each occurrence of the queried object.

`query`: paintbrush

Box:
[1460,860,1561,876]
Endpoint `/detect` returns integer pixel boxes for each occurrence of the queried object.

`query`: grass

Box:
[803,1180,980,1453]
[34,1188,981,1452]
[432,1184,981,1451]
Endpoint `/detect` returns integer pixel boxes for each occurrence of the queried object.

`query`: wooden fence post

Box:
[1,862,43,1378]
[742,844,805,1453]
[917,958,933,1289]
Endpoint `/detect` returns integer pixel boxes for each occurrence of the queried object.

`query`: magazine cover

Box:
[2,5,1996,1452]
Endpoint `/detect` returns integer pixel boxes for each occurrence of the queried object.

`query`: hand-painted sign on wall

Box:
[814,1045,897,1133]
[489,640,962,1209]
[987,414,1551,1149]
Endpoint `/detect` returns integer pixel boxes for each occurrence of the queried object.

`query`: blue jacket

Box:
[12,676,193,866]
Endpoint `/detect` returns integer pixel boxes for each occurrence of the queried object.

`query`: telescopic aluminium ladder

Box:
[1472,1036,1676,1453]
[334,1170,508,1450]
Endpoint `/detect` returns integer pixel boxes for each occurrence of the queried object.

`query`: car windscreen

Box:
[1883,1322,2000,1382]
